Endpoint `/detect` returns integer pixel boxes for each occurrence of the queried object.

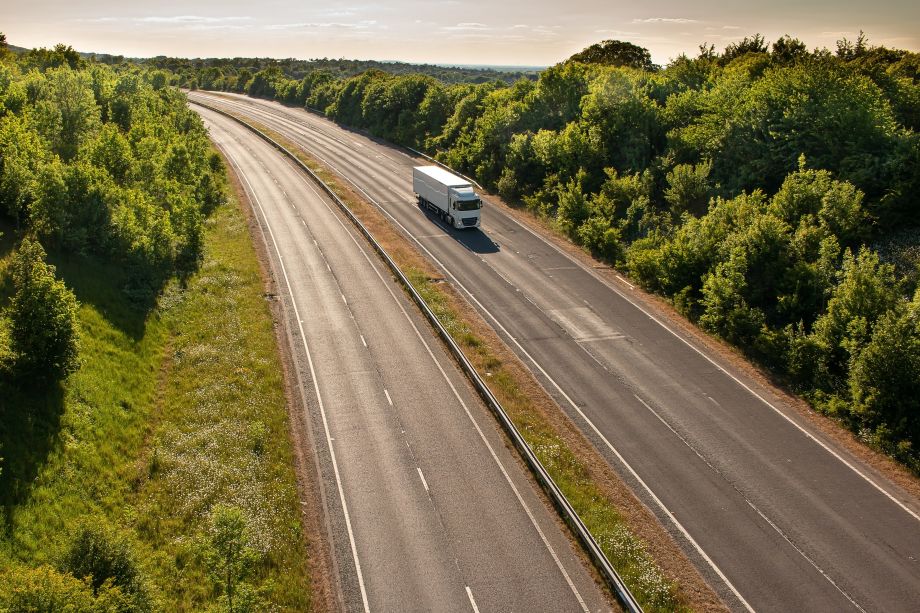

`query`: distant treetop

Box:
[567,40,657,71]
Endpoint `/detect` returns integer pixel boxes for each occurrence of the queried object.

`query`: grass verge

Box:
[223,111,725,612]
[0,164,311,610]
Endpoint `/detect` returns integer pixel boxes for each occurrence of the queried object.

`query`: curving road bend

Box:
[193,105,611,612]
[189,91,920,613]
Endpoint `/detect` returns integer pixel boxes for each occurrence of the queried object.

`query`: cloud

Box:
[267,20,378,31]
[75,15,252,29]
[595,29,641,37]
[138,16,251,24]
[632,17,699,24]
[442,22,489,31]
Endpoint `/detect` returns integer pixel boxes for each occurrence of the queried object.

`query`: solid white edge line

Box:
[209,113,371,613]
[285,157,591,613]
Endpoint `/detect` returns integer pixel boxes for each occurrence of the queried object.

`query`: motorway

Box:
[190,91,920,612]
[192,105,610,612]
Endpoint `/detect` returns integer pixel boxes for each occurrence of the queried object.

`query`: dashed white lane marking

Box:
[466,587,480,613]
[341,293,348,305]
[417,467,430,493]
[360,334,367,348]
[384,389,393,406]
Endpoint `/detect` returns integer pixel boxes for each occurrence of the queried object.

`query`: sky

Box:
[3,1,919,66]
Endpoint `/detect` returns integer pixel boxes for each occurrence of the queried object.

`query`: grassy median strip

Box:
[231,113,711,612]
[0,164,311,610]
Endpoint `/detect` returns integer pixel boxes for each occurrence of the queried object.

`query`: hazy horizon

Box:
[3,1,919,66]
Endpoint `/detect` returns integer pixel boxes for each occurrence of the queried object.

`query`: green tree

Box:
[42,67,102,160]
[848,292,920,461]
[812,246,900,381]
[722,34,769,64]
[8,238,79,379]
[203,505,262,613]
[664,160,712,216]
[768,158,866,244]
[772,36,809,65]
[61,523,153,611]
[568,40,656,71]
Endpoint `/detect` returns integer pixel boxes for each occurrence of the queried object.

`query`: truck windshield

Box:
[455,199,481,211]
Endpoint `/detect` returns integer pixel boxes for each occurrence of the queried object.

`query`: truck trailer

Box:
[413,166,481,229]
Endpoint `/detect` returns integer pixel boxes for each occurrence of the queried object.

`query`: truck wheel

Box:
[447,215,455,228]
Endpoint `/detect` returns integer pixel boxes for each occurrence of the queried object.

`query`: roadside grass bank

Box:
[221,110,725,612]
[0,170,311,610]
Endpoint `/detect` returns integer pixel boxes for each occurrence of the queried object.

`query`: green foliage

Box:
[146,56,538,90]
[0,58,227,303]
[848,293,920,459]
[201,506,262,613]
[0,170,309,610]
[8,238,78,379]
[61,523,154,611]
[664,160,712,216]
[812,247,900,380]
[0,564,131,612]
[567,40,657,71]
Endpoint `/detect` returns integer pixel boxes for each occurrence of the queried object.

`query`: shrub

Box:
[60,522,154,612]
[0,564,130,613]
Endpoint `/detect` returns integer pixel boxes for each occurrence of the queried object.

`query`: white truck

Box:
[413,166,482,229]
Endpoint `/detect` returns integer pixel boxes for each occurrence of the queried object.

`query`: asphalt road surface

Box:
[190,91,920,613]
[193,105,611,612]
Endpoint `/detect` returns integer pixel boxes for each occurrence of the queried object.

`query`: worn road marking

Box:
[417,467,430,493]
[466,587,480,613]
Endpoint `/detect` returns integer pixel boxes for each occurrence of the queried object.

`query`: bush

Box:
[0,564,130,612]
[60,522,154,612]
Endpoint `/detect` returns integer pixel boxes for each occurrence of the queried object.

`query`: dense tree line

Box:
[146,55,538,92]
[0,40,227,382]
[188,35,920,469]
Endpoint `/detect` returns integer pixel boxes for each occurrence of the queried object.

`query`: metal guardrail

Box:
[190,98,643,613]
